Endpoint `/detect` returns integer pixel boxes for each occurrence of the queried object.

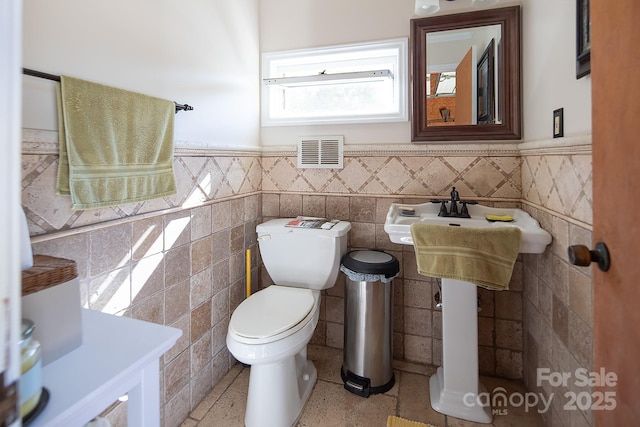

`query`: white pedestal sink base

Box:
[383,202,552,423]
[430,367,492,423]
[429,278,492,424]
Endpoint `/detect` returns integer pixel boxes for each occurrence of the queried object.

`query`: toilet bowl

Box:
[226,286,320,427]
[227,286,319,361]
[226,218,350,427]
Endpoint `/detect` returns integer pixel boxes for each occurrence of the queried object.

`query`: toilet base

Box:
[245,348,317,427]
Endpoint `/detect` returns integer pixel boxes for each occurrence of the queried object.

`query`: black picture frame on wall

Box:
[576,0,591,78]
[477,39,495,124]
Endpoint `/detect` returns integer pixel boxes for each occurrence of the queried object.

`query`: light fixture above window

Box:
[415,0,440,16]
[415,0,500,16]
[472,0,500,6]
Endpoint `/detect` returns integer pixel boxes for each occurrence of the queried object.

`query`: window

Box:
[427,72,456,97]
[261,38,408,126]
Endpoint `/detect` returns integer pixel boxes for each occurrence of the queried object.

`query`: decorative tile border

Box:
[22,128,263,157]
[262,143,521,158]
[22,129,592,236]
[22,150,262,236]
[522,154,592,225]
[520,136,592,227]
[262,154,521,200]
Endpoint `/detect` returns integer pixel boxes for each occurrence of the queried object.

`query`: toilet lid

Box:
[230,286,315,339]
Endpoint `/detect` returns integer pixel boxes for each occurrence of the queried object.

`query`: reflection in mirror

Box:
[426,25,500,126]
[411,6,521,142]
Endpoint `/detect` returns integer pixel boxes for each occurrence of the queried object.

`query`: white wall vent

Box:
[297,136,344,169]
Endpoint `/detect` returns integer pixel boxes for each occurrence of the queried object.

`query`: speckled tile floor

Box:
[181,345,544,427]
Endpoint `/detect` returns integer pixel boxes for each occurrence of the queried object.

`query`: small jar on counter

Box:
[20,318,42,418]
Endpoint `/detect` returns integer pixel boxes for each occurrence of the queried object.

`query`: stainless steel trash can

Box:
[340,250,399,397]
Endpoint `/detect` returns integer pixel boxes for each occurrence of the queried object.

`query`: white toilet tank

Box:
[257,218,351,290]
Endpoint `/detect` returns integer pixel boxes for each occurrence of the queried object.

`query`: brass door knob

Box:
[567,242,610,272]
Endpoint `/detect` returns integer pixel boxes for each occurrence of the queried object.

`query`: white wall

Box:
[260,0,417,146]
[522,0,591,142]
[21,0,590,148]
[22,0,260,149]
[1,0,23,409]
[260,0,591,146]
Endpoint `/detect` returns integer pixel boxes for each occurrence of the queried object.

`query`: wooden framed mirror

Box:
[411,6,521,142]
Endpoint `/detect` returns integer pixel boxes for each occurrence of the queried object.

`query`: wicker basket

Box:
[22,255,78,296]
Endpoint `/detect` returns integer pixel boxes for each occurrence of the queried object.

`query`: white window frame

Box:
[261,38,408,126]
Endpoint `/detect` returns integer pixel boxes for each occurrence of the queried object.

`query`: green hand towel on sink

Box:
[410,223,521,290]
[56,75,176,210]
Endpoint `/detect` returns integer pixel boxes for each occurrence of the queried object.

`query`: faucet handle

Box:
[460,202,470,218]
[437,201,448,217]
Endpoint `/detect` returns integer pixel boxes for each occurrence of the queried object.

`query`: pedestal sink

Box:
[384,201,551,423]
[384,201,552,253]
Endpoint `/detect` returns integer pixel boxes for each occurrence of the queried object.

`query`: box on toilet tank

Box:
[21,255,83,366]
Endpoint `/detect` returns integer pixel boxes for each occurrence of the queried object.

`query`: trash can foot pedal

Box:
[342,369,371,397]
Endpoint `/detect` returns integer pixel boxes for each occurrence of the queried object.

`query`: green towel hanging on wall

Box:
[56,75,177,210]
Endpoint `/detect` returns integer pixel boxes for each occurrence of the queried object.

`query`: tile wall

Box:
[520,144,594,427]
[21,132,262,427]
[261,147,526,379]
[21,133,595,427]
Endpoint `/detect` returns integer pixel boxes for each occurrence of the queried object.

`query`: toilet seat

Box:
[229,286,316,343]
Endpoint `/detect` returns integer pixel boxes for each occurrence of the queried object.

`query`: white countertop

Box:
[29,309,181,427]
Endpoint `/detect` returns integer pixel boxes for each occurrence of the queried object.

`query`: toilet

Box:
[226,218,351,427]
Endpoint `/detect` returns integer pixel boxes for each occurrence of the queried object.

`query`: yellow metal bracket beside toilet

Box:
[246,248,251,298]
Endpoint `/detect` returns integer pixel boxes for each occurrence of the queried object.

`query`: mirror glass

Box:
[426,25,500,126]
[411,6,521,142]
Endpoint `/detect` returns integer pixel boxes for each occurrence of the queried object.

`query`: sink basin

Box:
[384,202,552,253]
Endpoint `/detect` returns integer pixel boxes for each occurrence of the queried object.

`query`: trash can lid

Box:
[341,250,399,277]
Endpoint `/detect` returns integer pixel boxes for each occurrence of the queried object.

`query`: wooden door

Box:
[591,0,640,424]
[455,47,476,125]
